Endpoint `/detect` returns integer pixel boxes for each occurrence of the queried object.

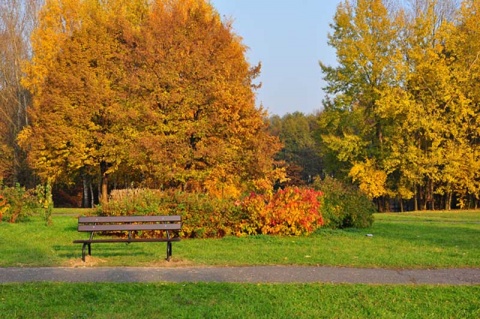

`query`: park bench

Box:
[73,215,181,262]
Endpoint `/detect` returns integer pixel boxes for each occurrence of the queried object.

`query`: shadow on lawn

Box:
[54,244,163,259]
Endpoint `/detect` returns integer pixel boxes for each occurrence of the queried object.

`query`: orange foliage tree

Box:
[19,0,284,202]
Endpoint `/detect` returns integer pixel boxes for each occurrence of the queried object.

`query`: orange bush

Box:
[238,187,324,236]
[98,187,324,238]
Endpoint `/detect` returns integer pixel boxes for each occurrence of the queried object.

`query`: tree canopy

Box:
[268,112,322,186]
[319,0,480,210]
[19,0,284,202]
[0,0,41,185]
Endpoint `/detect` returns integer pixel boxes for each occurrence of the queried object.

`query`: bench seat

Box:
[73,215,182,262]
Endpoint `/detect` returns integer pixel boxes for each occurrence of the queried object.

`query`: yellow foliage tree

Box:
[319,0,403,210]
[320,0,479,210]
[349,159,387,199]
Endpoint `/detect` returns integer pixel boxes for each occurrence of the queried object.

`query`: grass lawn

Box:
[1,210,479,318]
[1,282,479,318]
[0,210,478,268]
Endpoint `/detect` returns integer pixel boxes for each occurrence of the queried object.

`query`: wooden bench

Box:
[73,215,181,262]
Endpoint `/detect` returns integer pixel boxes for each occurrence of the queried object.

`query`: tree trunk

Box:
[430,181,435,211]
[89,182,95,208]
[101,176,108,204]
[446,192,452,211]
[100,161,109,204]
[414,186,418,211]
[82,171,89,208]
[420,185,427,211]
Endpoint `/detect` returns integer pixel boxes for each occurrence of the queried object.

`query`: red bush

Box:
[238,187,324,236]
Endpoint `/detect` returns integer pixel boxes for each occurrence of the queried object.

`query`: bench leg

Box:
[82,243,87,262]
[81,243,92,262]
[166,241,172,261]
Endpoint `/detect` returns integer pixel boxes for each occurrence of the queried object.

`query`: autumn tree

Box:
[19,0,141,203]
[319,0,476,211]
[319,0,403,209]
[268,112,322,185]
[19,0,283,203]
[0,0,41,184]
[445,0,480,208]
[126,0,283,197]
[374,0,473,210]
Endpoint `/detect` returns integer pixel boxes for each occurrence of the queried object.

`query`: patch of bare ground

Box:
[62,257,196,268]
[63,256,108,268]
[145,258,196,268]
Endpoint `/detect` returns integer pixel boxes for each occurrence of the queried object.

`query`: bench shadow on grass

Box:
[54,244,164,260]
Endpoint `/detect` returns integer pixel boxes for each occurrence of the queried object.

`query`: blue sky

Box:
[210,0,342,116]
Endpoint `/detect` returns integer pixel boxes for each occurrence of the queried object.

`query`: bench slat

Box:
[78,216,181,223]
[73,238,181,243]
[78,223,181,232]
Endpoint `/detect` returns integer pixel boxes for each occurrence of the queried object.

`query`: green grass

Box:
[1,282,478,318]
[0,210,478,268]
[1,210,479,318]
[50,207,93,216]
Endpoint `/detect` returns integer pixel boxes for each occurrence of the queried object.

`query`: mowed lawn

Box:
[0,210,479,318]
[0,210,478,268]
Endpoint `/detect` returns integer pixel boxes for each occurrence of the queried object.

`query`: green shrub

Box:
[313,176,375,229]
[0,183,37,223]
[35,183,54,225]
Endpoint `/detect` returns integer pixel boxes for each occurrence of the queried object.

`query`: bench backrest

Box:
[77,215,182,232]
